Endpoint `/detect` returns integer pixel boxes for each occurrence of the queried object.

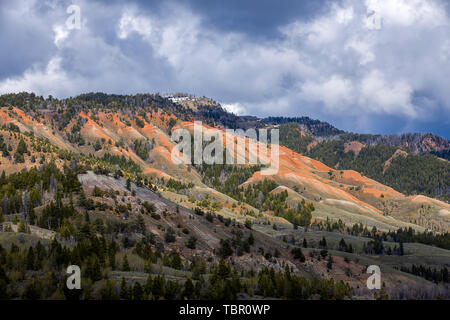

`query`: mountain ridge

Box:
[0,92,448,233]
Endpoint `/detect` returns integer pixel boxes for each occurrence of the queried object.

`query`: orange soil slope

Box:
[0,108,74,151]
[4,109,448,225]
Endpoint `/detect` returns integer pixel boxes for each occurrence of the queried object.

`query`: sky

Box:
[0,0,449,138]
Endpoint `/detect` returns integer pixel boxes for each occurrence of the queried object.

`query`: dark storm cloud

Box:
[164,0,337,39]
[93,0,337,38]
[0,1,55,78]
[0,0,449,138]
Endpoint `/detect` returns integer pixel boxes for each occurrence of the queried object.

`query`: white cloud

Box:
[53,24,69,47]
[278,0,450,121]
[0,57,72,96]
[117,9,152,40]
[346,38,375,65]
[336,6,355,25]
[222,103,247,115]
[365,0,447,27]
[359,70,416,117]
[301,75,354,111]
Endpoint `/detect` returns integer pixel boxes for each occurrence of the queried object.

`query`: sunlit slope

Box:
[1,106,448,233]
[0,107,202,185]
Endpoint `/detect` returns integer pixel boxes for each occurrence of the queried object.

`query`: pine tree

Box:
[144,275,153,296]
[122,254,130,271]
[29,208,36,225]
[339,238,347,251]
[109,248,116,269]
[319,236,327,248]
[87,256,102,281]
[133,282,143,300]
[136,215,146,234]
[18,220,28,233]
[0,278,9,299]
[84,211,90,223]
[291,248,305,262]
[152,275,165,299]
[347,244,354,253]
[0,171,6,186]
[218,239,233,258]
[327,256,333,270]
[26,247,35,270]
[182,278,195,299]
[14,139,28,163]
[120,277,130,299]
[442,267,449,283]
[186,236,197,249]
[22,280,41,300]
[99,280,119,300]
[248,233,254,246]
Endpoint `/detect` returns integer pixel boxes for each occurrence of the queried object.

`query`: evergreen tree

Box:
[291,248,306,262]
[122,254,130,272]
[327,256,333,270]
[186,236,197,249]
[248,233,255,246]
[319,236,327,248]
[339,238,348,252]
[26,247,35,270]
[22,280,41,300]
[133,282,143,300]
[144,275,153,297]
[183,278,195,300]
[152,275,165,299]
[120,277,130,299]
[99,280,119,300]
